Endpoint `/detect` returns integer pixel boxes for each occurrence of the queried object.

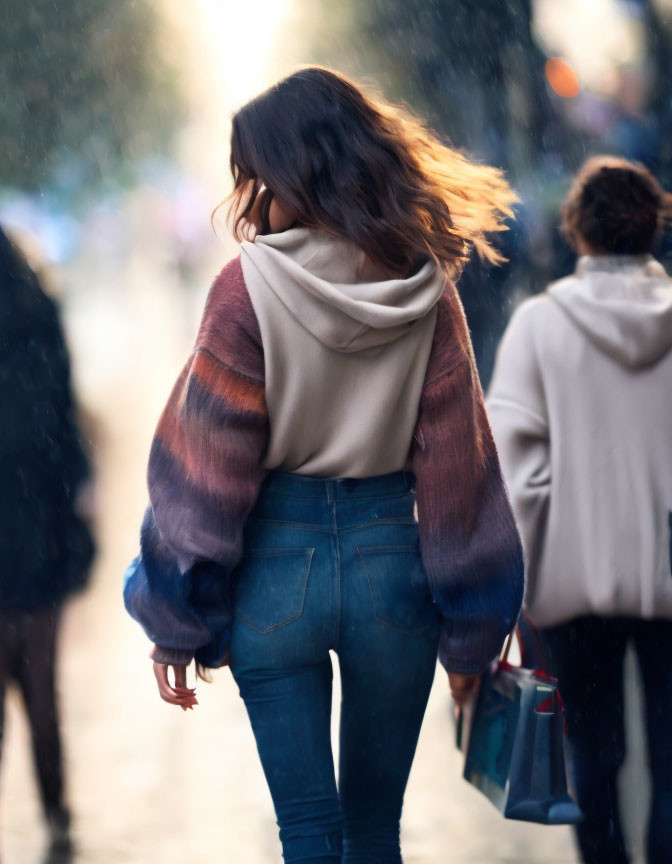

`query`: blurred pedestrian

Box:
[125,67,524,862]
[488,156,672,864]
[0,227,95,857]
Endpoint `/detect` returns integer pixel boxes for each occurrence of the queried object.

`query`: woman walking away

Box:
[125,67,524,863]
[488,156,672,864]
[0,227,95,858]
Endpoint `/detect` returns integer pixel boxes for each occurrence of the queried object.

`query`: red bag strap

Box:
[500,612,549,671]
[500,617,567,730]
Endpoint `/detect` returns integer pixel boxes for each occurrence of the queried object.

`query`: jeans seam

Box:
[332,496,341,652]
[338,518,418,535]
[246,520,333,533]
[249,519,417,534]
[336,490,413,502]
[334,537,341,650]
[242,548,314,557]
[259,489,412,502]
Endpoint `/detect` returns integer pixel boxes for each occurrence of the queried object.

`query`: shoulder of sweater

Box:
[423,284,474,385]
[203,255,259,335]
[433,283,471,348]
[195,254,264,381]
[505,286,568,333]
[493,287,571,385]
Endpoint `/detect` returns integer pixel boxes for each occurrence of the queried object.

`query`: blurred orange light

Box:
[545,57,580,99]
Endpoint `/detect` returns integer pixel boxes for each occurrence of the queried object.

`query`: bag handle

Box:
[500,612,548,671]
[501,629,516,664]
[500,617,566,728]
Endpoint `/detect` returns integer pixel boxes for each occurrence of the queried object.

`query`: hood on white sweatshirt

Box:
[549,255,672,368]
[241,227,445,353]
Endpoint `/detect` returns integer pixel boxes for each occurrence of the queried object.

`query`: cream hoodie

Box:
[241,228,446,477]
[487,255,672,627]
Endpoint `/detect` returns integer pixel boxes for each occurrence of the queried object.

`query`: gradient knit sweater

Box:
[124,248,523,673]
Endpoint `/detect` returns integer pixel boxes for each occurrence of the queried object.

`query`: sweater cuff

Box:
[438,631,497,674]
[439,655,492,675]
[150,644,194,666]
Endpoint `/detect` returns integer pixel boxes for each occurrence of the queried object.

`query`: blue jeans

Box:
[229,472,440,863]
[540,617,672,864]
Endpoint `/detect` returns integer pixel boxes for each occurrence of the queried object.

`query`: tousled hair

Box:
[219,67,516,278]
[561,155,672,256]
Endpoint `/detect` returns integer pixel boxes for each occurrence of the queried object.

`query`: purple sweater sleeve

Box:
[124,257,268,666]
[412,286,524,673]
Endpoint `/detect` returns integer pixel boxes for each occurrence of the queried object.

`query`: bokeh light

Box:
[544,57,581,98]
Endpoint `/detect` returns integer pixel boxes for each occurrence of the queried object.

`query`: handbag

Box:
[456,618,581,825]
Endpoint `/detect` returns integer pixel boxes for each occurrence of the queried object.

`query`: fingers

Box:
[153,663,198,711]
[173,665,188,690]
[451,690,473,709]
[451,687,471,709]
[173,665,197,700]
[448,673,481,708]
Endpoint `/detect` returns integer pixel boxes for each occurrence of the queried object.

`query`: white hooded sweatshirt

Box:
[241,227,446,478]
[487,255,672,627]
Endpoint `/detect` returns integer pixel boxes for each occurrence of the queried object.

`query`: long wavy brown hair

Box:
[220,67,516,279]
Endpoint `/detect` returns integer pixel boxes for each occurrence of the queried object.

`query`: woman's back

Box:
[123,66,525,862]
[241,227,444,477]
[488,156,672,864]
[488,255,672,626]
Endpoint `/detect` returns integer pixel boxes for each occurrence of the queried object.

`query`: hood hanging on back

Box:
[240,227,445,352]
[549,255,672,368]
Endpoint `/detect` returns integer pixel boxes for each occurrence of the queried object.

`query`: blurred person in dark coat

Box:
[0,227,95,856]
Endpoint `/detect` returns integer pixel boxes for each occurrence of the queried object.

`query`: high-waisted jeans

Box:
[229,471,440,863]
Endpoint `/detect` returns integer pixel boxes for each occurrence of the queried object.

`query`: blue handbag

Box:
[456,623,581,825]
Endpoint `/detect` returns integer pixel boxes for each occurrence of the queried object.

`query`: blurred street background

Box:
[1,0,670,861]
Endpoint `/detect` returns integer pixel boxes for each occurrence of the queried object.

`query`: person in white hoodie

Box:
[488,156,672,864]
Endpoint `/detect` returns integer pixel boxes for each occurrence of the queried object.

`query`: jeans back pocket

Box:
[235,548,314,634]
[357,544,434,636]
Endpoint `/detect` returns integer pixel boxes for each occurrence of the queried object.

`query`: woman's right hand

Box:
[448,672,481,708]
[153,662,198,711]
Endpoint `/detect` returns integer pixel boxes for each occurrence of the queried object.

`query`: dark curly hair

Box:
[220,66,517,279]
[561,156,672,255]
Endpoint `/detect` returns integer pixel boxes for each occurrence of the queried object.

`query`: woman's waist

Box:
[248,470,418,530]
[262,469,413,499]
